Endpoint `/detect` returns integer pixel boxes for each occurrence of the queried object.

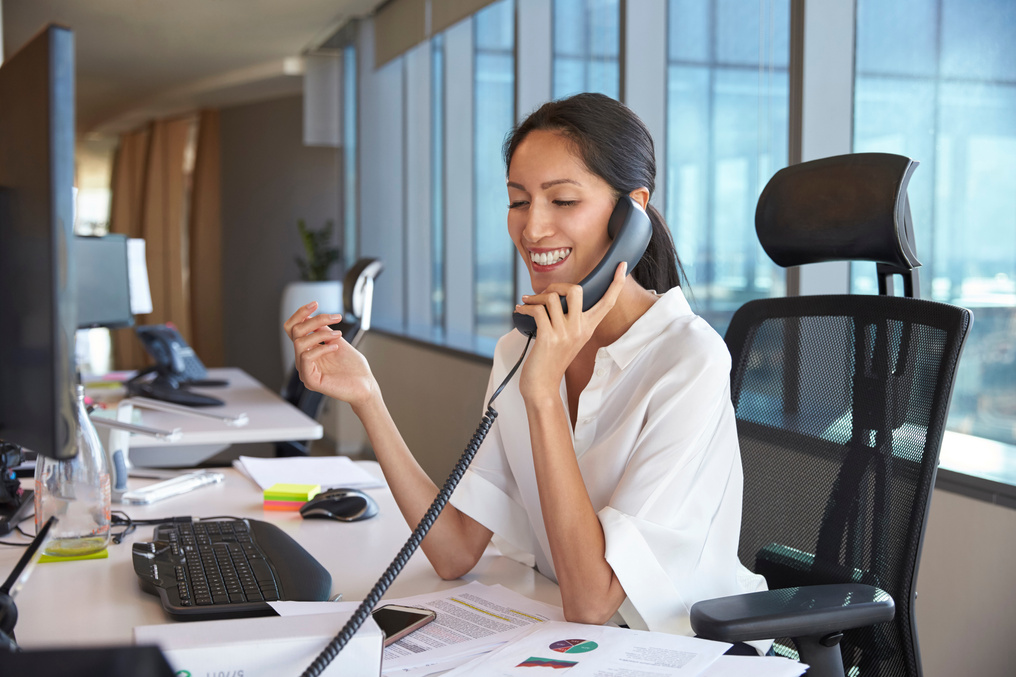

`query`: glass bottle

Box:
[34,385,111,557]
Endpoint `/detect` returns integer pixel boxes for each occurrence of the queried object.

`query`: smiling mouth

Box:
[530,248,571,267]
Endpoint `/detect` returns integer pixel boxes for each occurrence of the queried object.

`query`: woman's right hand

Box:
[283,301,376,408]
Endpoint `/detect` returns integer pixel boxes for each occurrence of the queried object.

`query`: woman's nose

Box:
[522,202,555,242]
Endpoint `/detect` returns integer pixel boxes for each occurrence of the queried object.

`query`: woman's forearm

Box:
[525,394,627,624]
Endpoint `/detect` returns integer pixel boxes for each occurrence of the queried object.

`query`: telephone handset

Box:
[512,195,653,337]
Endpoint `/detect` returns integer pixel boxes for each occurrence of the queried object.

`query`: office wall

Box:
[356,332,492,482]
[219,94,340,392]
[916,489,1016,677]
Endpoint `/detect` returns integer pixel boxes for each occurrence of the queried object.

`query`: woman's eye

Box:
[553,200,578,207]
[508,201,529,209]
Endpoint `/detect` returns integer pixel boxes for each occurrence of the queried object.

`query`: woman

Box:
[284,93,766,639]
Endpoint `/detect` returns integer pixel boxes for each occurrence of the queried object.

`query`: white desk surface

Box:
[2,462,562,650]
[124,367,323,449]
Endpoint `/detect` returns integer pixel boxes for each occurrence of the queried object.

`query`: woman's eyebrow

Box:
[506,178,582,190]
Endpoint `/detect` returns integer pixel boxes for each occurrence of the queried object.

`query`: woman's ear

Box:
[629,187,650,211]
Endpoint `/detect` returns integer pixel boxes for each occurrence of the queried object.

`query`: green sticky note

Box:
[264,483,321,502]
[39,548,110,563]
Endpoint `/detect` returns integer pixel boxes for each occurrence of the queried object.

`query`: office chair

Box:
[689,153,972,677]
[276,258,384,457]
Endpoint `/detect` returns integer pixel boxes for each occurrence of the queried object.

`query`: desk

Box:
[108,367,323,467]
[1,462,562,650]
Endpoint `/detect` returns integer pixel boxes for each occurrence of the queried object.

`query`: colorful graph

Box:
[549,639,599,654]
[517,656,579,669]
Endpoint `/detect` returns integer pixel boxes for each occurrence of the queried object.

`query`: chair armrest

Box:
[690,583,894,644]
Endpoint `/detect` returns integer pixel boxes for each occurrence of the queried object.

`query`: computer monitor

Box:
[76,234,134,330]
[0,25,79,460]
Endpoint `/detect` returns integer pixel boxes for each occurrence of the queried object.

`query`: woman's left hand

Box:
[515,261,627,400]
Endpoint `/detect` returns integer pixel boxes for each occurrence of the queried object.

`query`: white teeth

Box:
[530,248,571,266]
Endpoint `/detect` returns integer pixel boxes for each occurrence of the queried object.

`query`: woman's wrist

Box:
[521,386,563,412]
[350,378,384,420]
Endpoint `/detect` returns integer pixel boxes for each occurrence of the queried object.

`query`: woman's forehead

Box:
[508,130,592,183]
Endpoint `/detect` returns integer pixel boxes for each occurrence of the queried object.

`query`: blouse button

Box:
[595,367,607,378]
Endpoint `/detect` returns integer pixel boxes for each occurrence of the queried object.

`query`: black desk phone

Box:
[129,324,225,406]
[512,195,653,337]
[135,324,208,382]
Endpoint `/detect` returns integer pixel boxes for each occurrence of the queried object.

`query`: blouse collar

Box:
[602,286,695,370]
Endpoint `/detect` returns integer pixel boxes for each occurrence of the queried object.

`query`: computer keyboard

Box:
[132,518,332,621]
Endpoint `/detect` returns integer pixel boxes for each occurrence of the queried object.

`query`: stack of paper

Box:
[442,622,808,677]
[233,455,385,491]
[266,580,807,677]
[378,582,566,676]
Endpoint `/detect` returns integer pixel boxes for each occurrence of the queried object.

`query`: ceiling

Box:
[2,0,383,136]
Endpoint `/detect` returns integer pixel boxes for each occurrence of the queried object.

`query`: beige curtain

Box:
[108,111,223,371]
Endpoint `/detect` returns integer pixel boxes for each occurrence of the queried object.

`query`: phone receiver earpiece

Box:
[513,195,653,337]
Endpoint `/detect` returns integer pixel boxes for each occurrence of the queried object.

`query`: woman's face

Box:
[506,129,616,294]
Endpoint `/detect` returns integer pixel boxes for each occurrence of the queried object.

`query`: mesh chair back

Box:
[726,294,970,677]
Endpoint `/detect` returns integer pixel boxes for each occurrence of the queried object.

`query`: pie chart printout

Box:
[549,639,599,654]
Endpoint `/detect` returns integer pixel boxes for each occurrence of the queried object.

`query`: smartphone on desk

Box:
[372,604,437,646]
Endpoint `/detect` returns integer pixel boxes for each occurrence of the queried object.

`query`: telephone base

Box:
[127,381,224,408]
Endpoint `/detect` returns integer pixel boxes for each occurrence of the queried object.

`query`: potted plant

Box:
[280,219,344,376]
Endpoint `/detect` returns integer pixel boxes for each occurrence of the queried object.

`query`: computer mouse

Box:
[299,488,379,522]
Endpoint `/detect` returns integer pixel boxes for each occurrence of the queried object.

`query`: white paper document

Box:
[233,455,385,491]
[380,581,566,674]
[700,655,807,677]
[441,621,730,677]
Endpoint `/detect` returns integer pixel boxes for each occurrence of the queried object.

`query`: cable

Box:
[299,334,532,677]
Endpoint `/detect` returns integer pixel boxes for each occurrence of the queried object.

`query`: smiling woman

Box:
[285,92,769,651]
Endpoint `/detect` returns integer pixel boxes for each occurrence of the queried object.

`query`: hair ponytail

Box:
[505,93,686,295]
[632,204,685,293]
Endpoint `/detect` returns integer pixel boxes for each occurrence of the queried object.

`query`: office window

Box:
[432,34,446,330]
[474,0,516,338]
[854,0,1016,445]
[342,43,358,270]
[665,0,790,333]
[552,0,620,99]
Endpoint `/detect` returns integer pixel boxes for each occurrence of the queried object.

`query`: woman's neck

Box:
[589,279,658,348]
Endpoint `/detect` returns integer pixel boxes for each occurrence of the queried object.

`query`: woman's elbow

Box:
[428,549,481,581]
[562,601,617,627]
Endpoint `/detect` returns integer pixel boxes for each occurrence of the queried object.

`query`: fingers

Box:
[293,325,343,354]
[588,262,628,316]
[283,301,344,340]
[518,261,628,334]
[298,336,342,365]
[283,301,318,336]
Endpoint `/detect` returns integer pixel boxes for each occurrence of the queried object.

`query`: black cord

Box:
[109,514,241,544]
[299,334,532,677]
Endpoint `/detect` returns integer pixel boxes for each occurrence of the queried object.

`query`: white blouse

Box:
[450,286,767,635]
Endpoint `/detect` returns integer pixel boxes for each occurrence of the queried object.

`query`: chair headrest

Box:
[755,153,921,271]
[342,257,384,320]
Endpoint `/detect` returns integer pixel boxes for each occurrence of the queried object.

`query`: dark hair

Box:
[503,92,686,293]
